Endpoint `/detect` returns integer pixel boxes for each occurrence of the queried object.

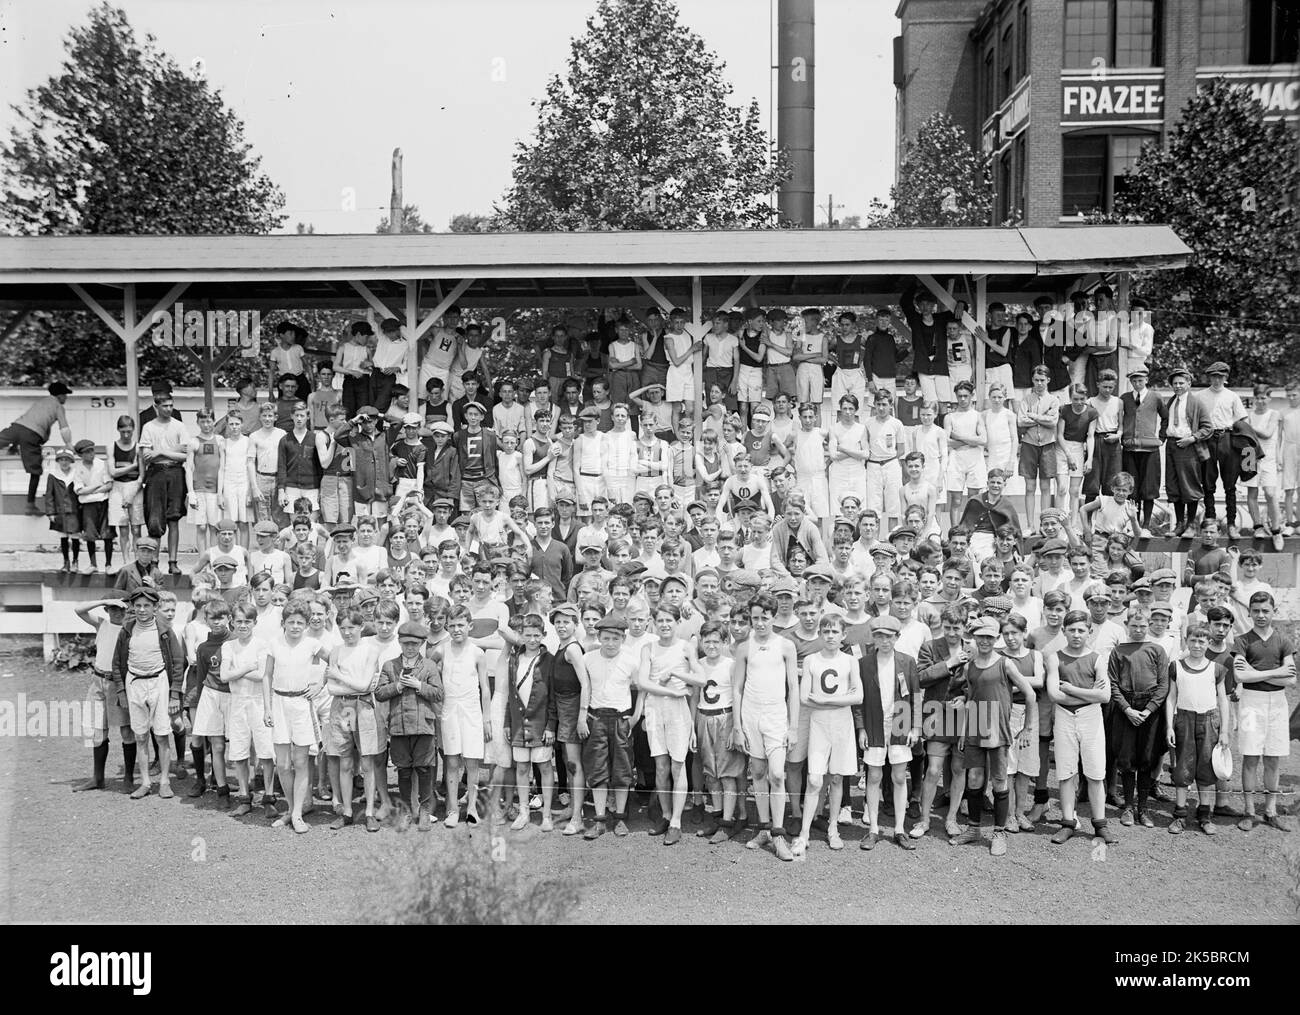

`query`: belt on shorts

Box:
[336,692,374,703]
[257,470,277,477]
[588,707,629,717]
[204,684,231,694]
[579,470,601,477]
[273,687,310,698]
[867,459,894,465]
[698,706,731,716]
[128,670,164,682]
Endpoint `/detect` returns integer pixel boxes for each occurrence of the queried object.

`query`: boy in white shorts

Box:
[944,380,988,522]
[1048,610,1117,845]
[1232,592,1294,832]
[1280,384,1300,533]
[732,593,799,862]
[222,602,275,817]
[853,614,921,851]
[262,600,330,834]
[694,622,747,843]
[436,604,491,827]
[794,308,827,410]
[112,586,184,800]
[218,406,252,542]
[324,607,384,831]
[185,408,224,554]
[792,614,862,856]
[637,603,708,845]
[188,598,233,807]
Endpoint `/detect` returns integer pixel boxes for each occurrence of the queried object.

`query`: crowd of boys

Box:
[55,294,1297,858]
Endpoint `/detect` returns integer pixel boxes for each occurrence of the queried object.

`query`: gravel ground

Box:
[3,644,1298,925]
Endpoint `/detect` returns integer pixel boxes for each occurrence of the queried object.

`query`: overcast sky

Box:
[0,0,898,233]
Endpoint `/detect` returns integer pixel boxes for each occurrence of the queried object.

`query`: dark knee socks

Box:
[190,742,205,783]
[123,741,137,781]
[1121,770,1137,808]
[27,474,39,502]
[397,768,413,809]
[174,731,187,765]
[993,789,1010,827]
[966,787,984,825]
[92,741,109,784]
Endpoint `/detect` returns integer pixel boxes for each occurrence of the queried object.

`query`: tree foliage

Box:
[499,0,787,231]
[0,3,286,386]
[1097,80,1300,383]
[376,204,434,234]
[866,113,993,228]
[0,3,284,235]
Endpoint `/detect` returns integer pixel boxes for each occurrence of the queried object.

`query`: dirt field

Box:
[3,642,1298,925]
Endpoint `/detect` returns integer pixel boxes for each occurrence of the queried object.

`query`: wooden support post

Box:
[690,276,704,485]
[0,308,30,345]
[974,275,987,406]
[632,276,676,316]
[405,280,420,392]
[1116,271,1131,395]
[124,285,139,422]
[717,275,762,313]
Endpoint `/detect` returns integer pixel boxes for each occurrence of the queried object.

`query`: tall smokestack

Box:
[777,0,814,227]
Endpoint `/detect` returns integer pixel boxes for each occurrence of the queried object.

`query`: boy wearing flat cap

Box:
[374,621,442,831]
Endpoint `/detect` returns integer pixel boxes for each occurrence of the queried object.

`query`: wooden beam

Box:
[412,278,474,342]
[349,279,398,321]
[632,276,675,315]
[405,280,420,389]
[68,283,129,340]
[974,275,987,406]
[915,274,981,334]
[690,276,703,482]
[130,282,190,342]
[124,285,139,421]
[0,308,30,344]
[717,275,761,313]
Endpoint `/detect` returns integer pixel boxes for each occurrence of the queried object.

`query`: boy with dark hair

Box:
[375,621,443,832]
[1165,624,1230,836]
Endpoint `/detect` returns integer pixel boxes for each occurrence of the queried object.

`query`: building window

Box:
[1017,3,1030,79]
[997,151,1013,222]
[1200,0,1246,64]
[1000,23,1015,101]
[982,47,996,122]
[1062,130,1158,216]
[1247,0,1300,64]
[1064,0,1161,68]
[1013,134,1027,223]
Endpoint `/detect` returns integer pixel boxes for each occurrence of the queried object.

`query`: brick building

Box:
[895,0,1299,225]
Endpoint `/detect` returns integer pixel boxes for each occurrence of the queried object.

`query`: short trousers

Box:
[864,743,913,767]
[126,675,173,737]
[1283,445,1300,491]
[319,475,353,525]
[1245,459,1278,492]
[144,465,188,531]
[191,491,221,527]
[441,699,485,760]
[918,374,953,404]
[226,695,273,761]
[963,742,1009,783]
[328,696,384,756]
[271,692,317,748]
[787,699,812,764]
[984,364,1014,399]
[644,696,692,763]
[1062,439,1086,479]
[85,671,132,738]
[1054,703,1105,781]
[394,477,420,500]
[1006,702,1040,777]
[485,687,512,768]
[223,481,250,524]
[945,448,988,492]
[696,710,745,782]
[191,686,231,737]
[796,362,824,405]
[736,366,764,403]
[554,692,583,744]
[1019,443,1058,483]
[512,744,553,764]
[740,703,788,762]
[807,710,858,777]
[666,369,694,404]
[389,733,437,769]
[282,486,320,512]
[763,363,797,399]
[925,738,963,760]
[108,481,144,527]
[1238,688,1289,757]
[581,709,633,789]
[1172,708,1220,788]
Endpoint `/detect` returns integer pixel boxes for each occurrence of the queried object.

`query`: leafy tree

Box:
[448,212,493,233]
[866,113,993,228]
[1095,80,1300,383]
[0,3,284,235]
[376,204,434,234]
[499,0,787,230]
[0,3,285,386]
